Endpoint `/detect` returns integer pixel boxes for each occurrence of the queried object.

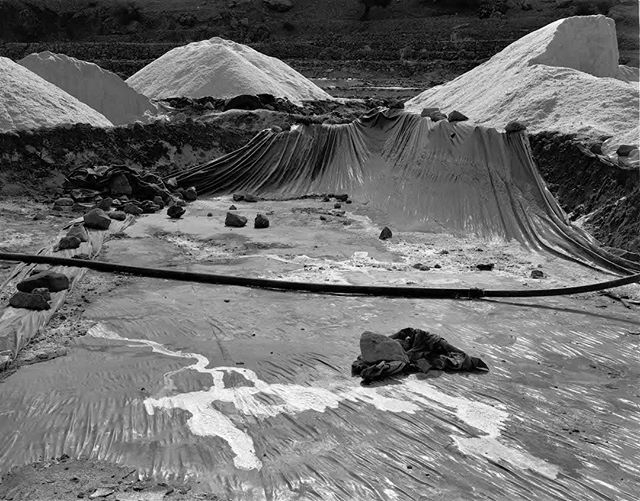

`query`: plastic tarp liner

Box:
[172,110,639,274]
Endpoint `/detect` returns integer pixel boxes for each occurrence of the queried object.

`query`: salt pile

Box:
[126,37,334,104]
[405,15,639,157]
[0,57,112,133]
[19,52,156,126]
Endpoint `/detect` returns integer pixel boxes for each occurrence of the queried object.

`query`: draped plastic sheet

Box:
[173,110,639,274]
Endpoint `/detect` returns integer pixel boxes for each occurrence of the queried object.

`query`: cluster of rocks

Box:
[420,108,469,123]
[9,270,70,311]
[225,209,270,229]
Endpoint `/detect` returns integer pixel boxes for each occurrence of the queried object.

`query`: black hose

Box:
[1,252,639,300]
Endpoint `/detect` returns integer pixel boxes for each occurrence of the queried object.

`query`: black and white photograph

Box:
[0,1,639,499]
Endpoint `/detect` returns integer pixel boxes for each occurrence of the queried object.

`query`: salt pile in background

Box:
[19,52,156,126]
[405,15,639,157]
[126,37,334,104]
[0,57,112,133]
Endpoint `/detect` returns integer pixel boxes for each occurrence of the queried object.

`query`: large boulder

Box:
[17,271,70,293]
[359,331,409,364]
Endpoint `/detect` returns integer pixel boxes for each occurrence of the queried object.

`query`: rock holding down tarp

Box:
[17,271,70,293]
[352,327,488,383]
[9,291,50,311]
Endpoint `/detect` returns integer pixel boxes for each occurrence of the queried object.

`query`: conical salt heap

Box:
[19,51,156,126]
[126,37,334,105]
[0,57,112,133]
[405,15,639,156]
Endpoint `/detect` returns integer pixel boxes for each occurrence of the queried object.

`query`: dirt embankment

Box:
[530,132,640,255]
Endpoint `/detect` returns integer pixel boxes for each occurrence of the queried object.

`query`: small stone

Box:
[346,199,352,204]
[476,263,495,271]
[447,110,468,122]
[32,287,51,301]
[379,226,392,240]
[18,271,70,292]
[589,143,603,155]
[505,121,527,133]
[320,215,327,221]
[54,197,74,207]
[413,263,430,271]
[9,291,50,310]
[207,212,213,217]
[109,173,132,196]
[97,197,113,210]
[334,194,349,202]
[166,177,178,189]
[616,144,638,157]
[254,214,270,229]
[83,208,111,230]
[123,203,143,215]
[109,211,127,221]
[530,269,545,279]
[322,196,331,202]
[56,235,82,251]
[232,193,245,202]
[225,212,248,227]
[434,264,442,269]
[229,205,237,210]
[111,199,122,208]
[66,224,89,242]
[167,205,186,219]
[334,203,342,209]
[184,186,197,201]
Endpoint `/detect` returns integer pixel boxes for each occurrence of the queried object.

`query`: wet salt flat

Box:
[0,197,638,500]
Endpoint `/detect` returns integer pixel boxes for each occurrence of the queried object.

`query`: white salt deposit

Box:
[0,57,112,132]
[19,51,156,126]
[405,16,639,157]
[126,37,334,104]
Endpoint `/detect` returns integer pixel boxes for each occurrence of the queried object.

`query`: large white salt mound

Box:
[126,37,334,104]
[405,16,639,156]
[19,51,156,126]
[0,57,112,133]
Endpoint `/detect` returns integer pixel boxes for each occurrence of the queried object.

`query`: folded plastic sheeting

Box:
[0,216,133,367]
[171,110,639,274]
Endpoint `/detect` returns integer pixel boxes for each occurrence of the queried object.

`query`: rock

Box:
[447,110,468,122]
[434,263,442,269]
[53,197,74,207]
[123,203,143,215]
[379,226,392,240]
[263,0,293,12]
[589,143,603,155]
[67,224,89,242]
[56,235,81,251]
[97,197,112,210]
[166,177,178,189]
[420,107,440,117]
[254,214,270,228]
[89,488,115,499]
[229,205,237,210]
[167,205,186,219]
[83,208,111,230]
[141,201,160,213]
[184,186,198,201]
[429,111,448,122]
[109,210,127,221]
[334,203,342,209]
[413,263,431,271]
[232,193,245,202]
[360,331,409,364]
[109,173,132,196]
[322,195,331,202]
[244,193,259,203]
[334,194,349,202]
[153,196,165,208]
[9,291,50,311]
[530,269,545,279]
[346,199,352,204]
[320,215,327,221]
[111,198,122,208]
[32,287,51,301]
[616,144,638,157]
[17,271,70,293]
[476,263,495,271]
[71,189,100,203]
[505,121,527,133]
[225,212,248,227]
[207,212,213,217]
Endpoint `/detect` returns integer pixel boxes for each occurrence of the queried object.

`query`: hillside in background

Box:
[0,0,637,85]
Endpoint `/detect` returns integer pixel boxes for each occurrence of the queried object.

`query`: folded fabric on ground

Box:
[352,328,489,383]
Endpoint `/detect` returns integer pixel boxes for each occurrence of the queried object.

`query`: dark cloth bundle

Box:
[351,327,489,383]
